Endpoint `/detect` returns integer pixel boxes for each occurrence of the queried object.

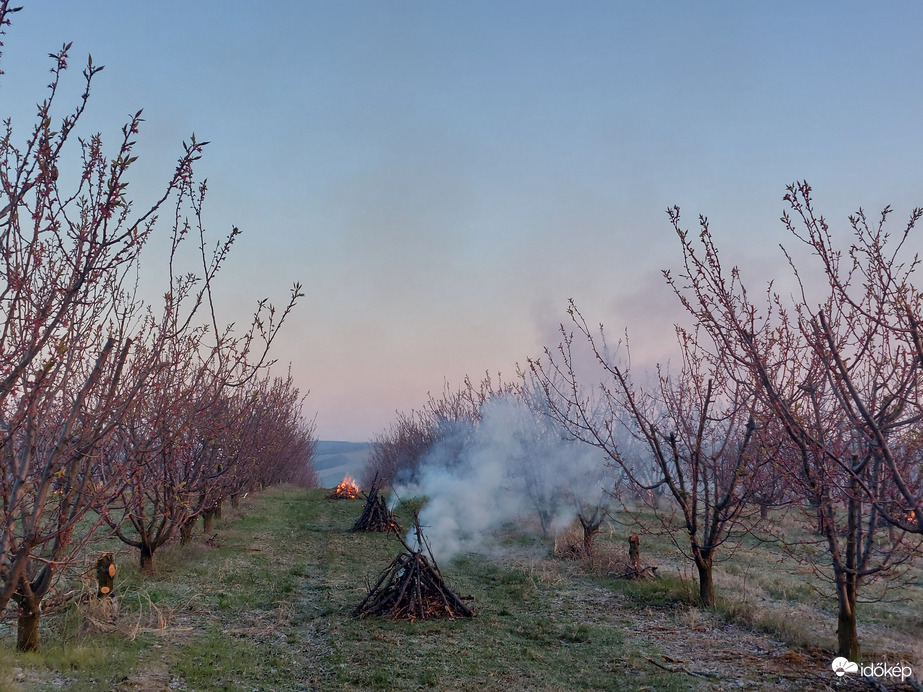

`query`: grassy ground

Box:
[604,505,923,667]
[0,487,919,691]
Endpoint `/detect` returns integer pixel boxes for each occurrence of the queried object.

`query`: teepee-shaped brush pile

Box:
[353,515,473,621]
[350,478,402,533]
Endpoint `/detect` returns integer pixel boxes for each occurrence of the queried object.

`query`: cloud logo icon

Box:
[831,657,859,676]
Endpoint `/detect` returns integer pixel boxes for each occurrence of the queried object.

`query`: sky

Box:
[2,2,923,441]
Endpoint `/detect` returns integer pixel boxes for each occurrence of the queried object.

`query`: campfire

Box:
[327,475,361,500]
[354,517,473,621]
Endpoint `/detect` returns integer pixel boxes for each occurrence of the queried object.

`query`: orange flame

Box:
[330,475,360,499]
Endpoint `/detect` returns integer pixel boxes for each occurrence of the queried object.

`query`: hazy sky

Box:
[3,2,923,441]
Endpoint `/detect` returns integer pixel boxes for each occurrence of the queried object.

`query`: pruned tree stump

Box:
[629,534,640,571]
[96,553,116,598]
[612,534,659,580]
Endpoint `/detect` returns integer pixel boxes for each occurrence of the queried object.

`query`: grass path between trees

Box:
[0,486,903,691]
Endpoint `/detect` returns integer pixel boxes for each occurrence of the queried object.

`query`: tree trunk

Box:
[537,509,551,538]
[582,525,599,556]
[16,596,40,652]
[651,488,663,510]
[13,566,51,652]
[837,595,860,660]
[179,518,195,546]
[203,510,214,534]
[139,544,155,573]
[230,494,239,510]
[628,534,641,571]
[836,482,861,660]
[695,554,715,607]
[813,502,825,535]
[760,503,770,521]
[214,499,222,520]
[577,510,604,558]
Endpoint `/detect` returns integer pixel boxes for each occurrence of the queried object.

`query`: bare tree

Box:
[664,183,921,659]
[779,184,923,535]
[531,309,765,607]
[99,281,301,572]
[219,370,318,499]
[0,18,218,648]
[512,381,616,544]
[0,7,303,648]
[362,374,514,488]
[363,409,438,489]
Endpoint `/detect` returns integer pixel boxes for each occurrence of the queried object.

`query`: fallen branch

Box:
[645,656,719,680]
[611,565,660,580]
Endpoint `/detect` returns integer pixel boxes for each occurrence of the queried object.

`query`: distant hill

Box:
[313,441,371,488]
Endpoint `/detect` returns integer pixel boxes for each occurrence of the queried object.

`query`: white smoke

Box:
[393,395,616,563]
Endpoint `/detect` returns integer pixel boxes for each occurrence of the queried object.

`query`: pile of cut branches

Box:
[353,519,473,620]
[350,482,402,533]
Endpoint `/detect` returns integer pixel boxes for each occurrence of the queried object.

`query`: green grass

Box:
[1,487,920,690]
[602,506,923,663]
[0,488,697,691]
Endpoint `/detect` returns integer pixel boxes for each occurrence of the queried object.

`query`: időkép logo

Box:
[831,657,914,682]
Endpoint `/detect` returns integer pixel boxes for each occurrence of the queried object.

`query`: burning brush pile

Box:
[354,519,473,621]
[326,475,361,499]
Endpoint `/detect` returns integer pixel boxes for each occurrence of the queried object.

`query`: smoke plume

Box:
[393,395,616,563]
